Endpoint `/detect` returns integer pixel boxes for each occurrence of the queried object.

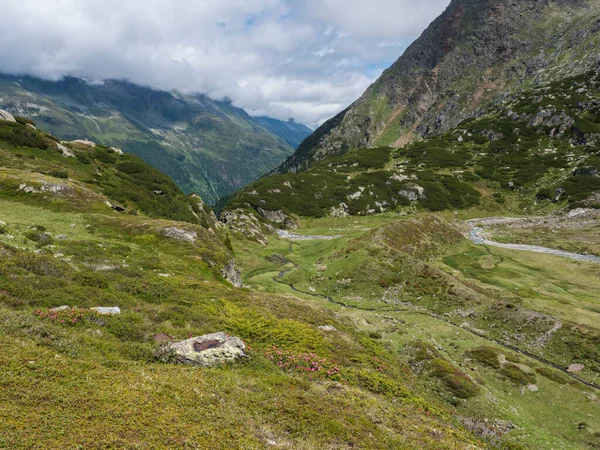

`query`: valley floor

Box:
[234,212,600,450]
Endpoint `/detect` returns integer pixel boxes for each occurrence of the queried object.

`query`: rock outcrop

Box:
[155,332,248,367]
[0,109,16,122]
[221,259,242,288]
[220,209,270,246]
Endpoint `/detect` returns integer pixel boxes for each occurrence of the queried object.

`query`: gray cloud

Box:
[0,0,450,127]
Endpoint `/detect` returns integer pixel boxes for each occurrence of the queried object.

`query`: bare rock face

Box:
[221,259,242,288]
[279,0,597,173]
[220,209,270,246]
[0,109,16,122]
[155,332,248,367]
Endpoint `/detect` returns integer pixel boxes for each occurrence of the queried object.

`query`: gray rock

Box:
[155,332,248,367]
[91,307,121,315]
[257,208,297,230]
[318,325,338,332]
[221,259,242,288]
[567,363,585,373]
[50,305,71,312]
[56,143,75,158]
[161,227,197,243]
[0,109,16,122]
[71,139,96,147]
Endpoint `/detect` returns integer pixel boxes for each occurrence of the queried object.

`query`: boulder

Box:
[71,139,96,147]
[161,227,197,243]
[91,307,121,315]
[318,325,338,332]
[155,332,248,367]
[0,110,16,122]
[56,143,75,157]
[50,305,70,312]
[567,364,585,373]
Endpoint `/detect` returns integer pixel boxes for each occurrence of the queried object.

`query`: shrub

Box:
[500,363,536,385]
[430,358,480,399]
[264,346,343,381]
[467,346,502,369]
[0,122,50,149]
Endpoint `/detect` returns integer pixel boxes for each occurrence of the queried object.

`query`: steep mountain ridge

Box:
[0,75,311,204]
[280,0,600,172]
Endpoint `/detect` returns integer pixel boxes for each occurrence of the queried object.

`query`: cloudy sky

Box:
[0,0,450,127]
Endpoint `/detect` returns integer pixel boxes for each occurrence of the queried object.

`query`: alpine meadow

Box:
[1,0,600,449]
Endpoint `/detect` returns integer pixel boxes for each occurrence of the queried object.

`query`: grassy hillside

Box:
[0,117,485,448]
[234,213,600,449]
[0,76,310,204]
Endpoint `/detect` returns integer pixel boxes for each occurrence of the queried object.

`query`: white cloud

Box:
[0,0,450,127]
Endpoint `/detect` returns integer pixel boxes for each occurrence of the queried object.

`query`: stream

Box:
[467,221,600,263]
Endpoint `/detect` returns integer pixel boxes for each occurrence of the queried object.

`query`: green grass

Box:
[0,124,483,449]
[231,212,600,449]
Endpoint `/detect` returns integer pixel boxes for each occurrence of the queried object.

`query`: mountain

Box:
[280,0,600,173]
[251,116,312,149]
[0,75,311,204]
[225,68,600,230]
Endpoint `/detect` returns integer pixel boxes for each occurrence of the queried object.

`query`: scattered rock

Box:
[90,307,121,315]
[49,305,70,312]
[104,200,126,212]
[0,109,16,122]
[567,364,585,373]
[330,203,349,218]
[18,180,75,196]
[154,332,248,367]
[318,325,338,332]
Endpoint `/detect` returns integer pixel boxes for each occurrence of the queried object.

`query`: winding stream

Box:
[271,256,600,392]
[275,229,342,241]
[467,222,600,263]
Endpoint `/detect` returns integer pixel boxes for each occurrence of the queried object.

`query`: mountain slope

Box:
[0,75,311,204]
[251,116,312,149]
[280,0,600,172]
[225,69,600,231]
[0,114,483,449]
